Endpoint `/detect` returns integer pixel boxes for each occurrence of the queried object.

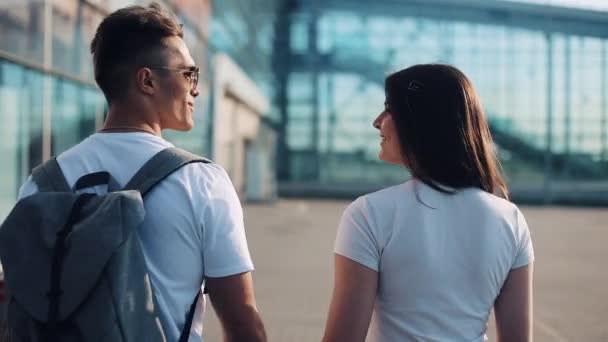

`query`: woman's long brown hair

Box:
[385,64,509,199]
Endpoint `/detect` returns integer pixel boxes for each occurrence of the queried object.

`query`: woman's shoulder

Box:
[364,181,414,202]
[461,188,524,230]
[471,188,519,214]
[349,181,415,216]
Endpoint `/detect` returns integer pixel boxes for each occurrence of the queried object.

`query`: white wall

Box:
[212,53,270,198]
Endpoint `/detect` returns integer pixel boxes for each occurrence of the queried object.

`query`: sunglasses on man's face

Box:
[149,66,200,89]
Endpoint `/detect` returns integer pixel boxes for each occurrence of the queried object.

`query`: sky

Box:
[509,0,608,11]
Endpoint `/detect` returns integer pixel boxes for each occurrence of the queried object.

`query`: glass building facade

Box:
[0,1,179,218]
[2,0,608,215]
[0,0,279,219]
[274,0,608,203]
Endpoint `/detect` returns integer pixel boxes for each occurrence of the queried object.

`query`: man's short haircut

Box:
[90,2,184,103]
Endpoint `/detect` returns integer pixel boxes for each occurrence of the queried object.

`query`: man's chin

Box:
[175,123,194,132]
[162,123,193,132]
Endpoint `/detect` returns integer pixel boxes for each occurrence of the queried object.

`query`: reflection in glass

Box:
[280,8,608,186]
[52,79,99,155]
[0,0,45,63]
[0,61,44,218]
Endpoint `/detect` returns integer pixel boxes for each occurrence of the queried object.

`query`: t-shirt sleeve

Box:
[200,164,254,278]
[334,197,381,272]
[512,208,535,269]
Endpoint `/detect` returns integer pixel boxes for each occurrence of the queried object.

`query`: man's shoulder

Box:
[168,156,233,193]
[57,135,99,158]
[163,147,214,166]
[176,159,227,181]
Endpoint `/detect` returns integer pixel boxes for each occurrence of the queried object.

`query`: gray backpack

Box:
[0,147,211,342]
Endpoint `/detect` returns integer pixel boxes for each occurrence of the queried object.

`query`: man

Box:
[17,3,266,341]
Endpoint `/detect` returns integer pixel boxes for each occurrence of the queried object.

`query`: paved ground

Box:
[203,199,608,341]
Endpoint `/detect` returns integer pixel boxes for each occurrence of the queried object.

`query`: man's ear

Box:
[136,67,156,95]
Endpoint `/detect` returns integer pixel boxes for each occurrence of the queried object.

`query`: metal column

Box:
[563,36,571,176]
[273,0,293,180]
[308,0,320,180]
[544,32,554,203]
[42,0,53,161]
[602,40,607,161]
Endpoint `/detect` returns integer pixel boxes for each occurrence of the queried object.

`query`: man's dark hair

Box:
[90,3,184,103]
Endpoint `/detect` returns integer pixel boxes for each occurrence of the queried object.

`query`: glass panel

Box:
[290,15,308,52]
[0,0,45,63]
[209,0,277,121]
[52,0,81,75]
[0,61,44,219]
[79,3,105,80]
[51,79,98,154]
[285,7,608,187]
[24,68,45,172]
[173,0,212,38]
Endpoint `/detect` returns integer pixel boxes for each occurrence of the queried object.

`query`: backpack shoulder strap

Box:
[123,147,212,196]
[31,157,71,192]
[178,291,201,342]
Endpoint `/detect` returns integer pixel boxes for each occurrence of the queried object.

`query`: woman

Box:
[322,64,534,342]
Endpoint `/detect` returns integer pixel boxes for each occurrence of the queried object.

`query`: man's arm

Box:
[494,263,533,342]
[206,271,267,342]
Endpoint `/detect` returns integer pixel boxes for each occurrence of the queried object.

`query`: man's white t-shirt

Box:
[334,180,534,342]
[18,132,254,342]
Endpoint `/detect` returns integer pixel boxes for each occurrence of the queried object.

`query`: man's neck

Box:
[103,104,162,136]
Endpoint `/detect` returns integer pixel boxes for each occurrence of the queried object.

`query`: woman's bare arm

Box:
[322,254,378,342]
[494,263,533,342]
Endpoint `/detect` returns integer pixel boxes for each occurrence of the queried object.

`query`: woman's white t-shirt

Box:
[334,180,534,342]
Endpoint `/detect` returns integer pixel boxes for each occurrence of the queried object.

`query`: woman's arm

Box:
[494,263,533,342]
[322,254,378,342]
